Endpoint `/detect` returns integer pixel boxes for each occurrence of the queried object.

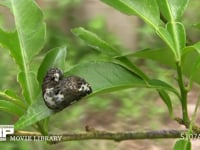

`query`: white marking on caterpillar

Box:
[53,72,60,82]
[78,83,91,92]
[44,88,56,107]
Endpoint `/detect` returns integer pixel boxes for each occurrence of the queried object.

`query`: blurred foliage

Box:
[41,0,123,67]
[0,48,19,90]
[184,0,200,44]
[0,0,200,149]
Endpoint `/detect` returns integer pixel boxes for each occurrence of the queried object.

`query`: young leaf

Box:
[0,100,25,116]
[173,139,191,150]
[71,27,120,56]
[37,46,67,86]
[101,0,160,28]
[167,22,186,57]
[156,1,187,60]
[158,90,173,117]
[156,27,176,58]
[157,0,189,21]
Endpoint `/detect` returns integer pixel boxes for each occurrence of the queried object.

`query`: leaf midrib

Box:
[11,0,33,103]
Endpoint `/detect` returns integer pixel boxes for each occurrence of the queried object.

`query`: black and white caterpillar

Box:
[42,68,92,111]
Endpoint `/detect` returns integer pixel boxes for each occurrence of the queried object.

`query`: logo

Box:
[0,125,14,141]
[0,124,62,142]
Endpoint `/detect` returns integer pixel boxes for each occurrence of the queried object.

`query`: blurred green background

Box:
[0,0,200,149]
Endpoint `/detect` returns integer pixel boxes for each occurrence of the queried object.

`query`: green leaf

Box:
[71,27,120,56]
[182,43,200,85]
[99,0,136,15]
[65,62,146,94]
[4,90,21,101]
[17,71,39,104]
[156,1,187,60]
[173,139,191,150]
[158,90,173,117]
[37,46,67,86]
[0,29,22,68]
[0,0,45,70]
[114,57,149,81]
[100,0,185,61]
[101,0,160,27]
[37,118,49,135]
[72,27,148,81]
[14,94,54,130]
[120,48,176,68]
[2,0,46,104]
[0,90,26,109]
[0,100,25,116]
[125,46,200,85]
[65,62,178,95]
[156,27,176,58]
[157,0,189,21]
[148,79,179,96]
[10,0,45,63]
[167,22,186,57]
[1,0,45,70]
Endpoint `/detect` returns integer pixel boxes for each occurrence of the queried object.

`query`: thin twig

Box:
[14,130,42,136]
[57,129,185,142]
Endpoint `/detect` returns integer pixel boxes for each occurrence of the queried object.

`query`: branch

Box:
[11,127,189,144]
[55,129,185,143]
[174,117,200,133]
